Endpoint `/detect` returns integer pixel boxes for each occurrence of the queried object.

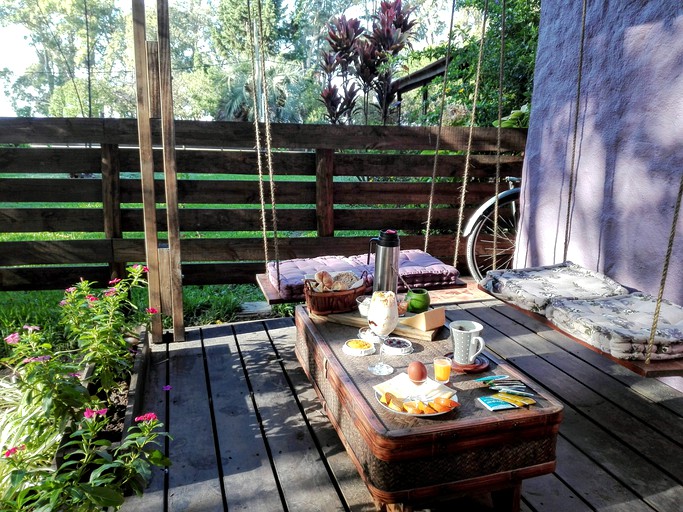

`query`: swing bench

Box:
[479,262,683,377]
[256,249,465,304]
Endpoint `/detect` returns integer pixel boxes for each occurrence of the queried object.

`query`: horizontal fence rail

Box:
[0,117,525,291]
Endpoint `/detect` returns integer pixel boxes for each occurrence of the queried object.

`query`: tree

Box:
[0,0,127,117]
[212,0,282,60]
[402,0,540,127]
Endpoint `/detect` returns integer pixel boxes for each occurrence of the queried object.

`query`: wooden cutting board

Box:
[312,311,441,341]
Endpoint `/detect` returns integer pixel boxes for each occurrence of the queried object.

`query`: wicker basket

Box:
[304,272,370,315]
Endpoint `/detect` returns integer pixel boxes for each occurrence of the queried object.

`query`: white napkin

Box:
[373,372,455,401]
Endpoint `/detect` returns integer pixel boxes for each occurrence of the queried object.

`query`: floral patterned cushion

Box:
[480,261,629,314]
[546,293,683,360]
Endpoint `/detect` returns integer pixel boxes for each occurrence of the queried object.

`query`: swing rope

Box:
[492,0,507,271]
[453,0,490,268]
[247,0,281,290]
[255,0,281,284]
[645,173,683,364]
[423,0,457,254]
[563,0,588,262]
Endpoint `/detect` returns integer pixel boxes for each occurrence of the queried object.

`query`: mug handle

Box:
[470,336,485,361]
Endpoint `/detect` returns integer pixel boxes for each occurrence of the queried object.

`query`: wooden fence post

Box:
[101,143,125,280]
[316,148,334,237]
[131,0,163,343]
[156,0,185,341]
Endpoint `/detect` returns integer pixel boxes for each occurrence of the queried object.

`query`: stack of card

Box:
[474,375,537,411]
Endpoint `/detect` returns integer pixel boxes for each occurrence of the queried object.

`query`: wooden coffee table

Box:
[295,305,563,512]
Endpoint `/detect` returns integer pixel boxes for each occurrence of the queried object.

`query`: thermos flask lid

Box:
[378,229,399,247]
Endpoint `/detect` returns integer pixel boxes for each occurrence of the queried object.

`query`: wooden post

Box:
[316,148,335,237]
[146,41,161,119]
[131,0,163,343]
[156,0,185,341]
[101,143,125,280]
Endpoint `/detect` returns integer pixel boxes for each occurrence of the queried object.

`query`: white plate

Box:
[375,392,452,417]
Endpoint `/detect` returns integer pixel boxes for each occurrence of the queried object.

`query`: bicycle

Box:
[462,176,521,281]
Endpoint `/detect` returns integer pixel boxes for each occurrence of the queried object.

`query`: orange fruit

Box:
[429,401,452,413]
[404,403,423,415]
[388,399,405,412]
[381,392,397,405]
[417,401,437,414]
[434,397,460,409]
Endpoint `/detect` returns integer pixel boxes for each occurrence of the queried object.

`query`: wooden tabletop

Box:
[296,305,564,459]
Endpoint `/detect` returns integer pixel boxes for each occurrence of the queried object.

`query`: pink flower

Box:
[22,355,51,364]
[3,445,24,458]
[59,300,67,306]
[69,372,81,378]
[135,412,158,422]
[65,287,77,293]
[108,278,121,285]
[104,288,118,297]
[146,307,159,314]
[4,332,20,345]
[86,295,99,302]
[23,325,40,332]
[132,264,149,273]
[163,385,172,391]
[84,408,108,419]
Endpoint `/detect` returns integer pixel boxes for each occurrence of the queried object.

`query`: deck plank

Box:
[234,320,347,511]
[553,436,653,512]
[166,330,225,511]
[200,324,284,511]
[119,341,168,512]
[521,473,592,512]
[265,317,379,512]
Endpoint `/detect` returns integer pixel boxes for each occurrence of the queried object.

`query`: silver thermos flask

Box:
[368,229,400,293]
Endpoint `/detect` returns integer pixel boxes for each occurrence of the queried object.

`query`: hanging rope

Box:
[453,0,490,267]
[247,0,281,290]
[492,0,507,271]
[255,0,281,286]
[423,0,457,254]
[645,172,683,364]
[563,0,588,262]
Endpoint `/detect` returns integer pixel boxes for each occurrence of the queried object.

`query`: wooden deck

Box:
[121,294,683,512]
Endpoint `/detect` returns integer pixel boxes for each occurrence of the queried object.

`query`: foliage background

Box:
[0,0,539,127]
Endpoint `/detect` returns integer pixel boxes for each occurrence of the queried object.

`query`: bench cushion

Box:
[546,293,683,360]
[267,250,460,301]
[480,261,629,314]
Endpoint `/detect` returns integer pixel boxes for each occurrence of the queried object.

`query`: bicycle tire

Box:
[466,189,521,282]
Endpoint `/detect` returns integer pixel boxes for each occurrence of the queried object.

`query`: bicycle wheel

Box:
[466,189,520,282]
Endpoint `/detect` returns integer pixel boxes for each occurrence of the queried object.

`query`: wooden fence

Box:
[0,117,526,291]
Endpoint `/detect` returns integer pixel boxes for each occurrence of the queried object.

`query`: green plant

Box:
[493,103,530,128]
[58,265,157,393]
[320,0,417,125]
[0,268,169,510]
[1,409,170,511]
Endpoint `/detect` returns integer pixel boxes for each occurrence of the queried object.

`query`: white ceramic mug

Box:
[449,320,485,365]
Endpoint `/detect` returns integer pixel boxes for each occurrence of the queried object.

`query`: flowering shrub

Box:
[59,264,153,393]
[0,266,169,510]
[0,406,170,510]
